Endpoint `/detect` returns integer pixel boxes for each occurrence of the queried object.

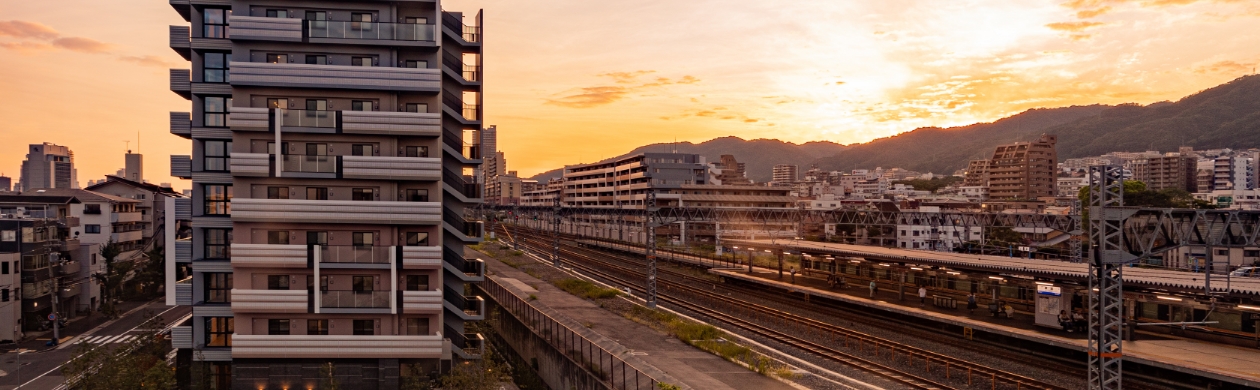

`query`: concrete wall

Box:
[485,297,614,390]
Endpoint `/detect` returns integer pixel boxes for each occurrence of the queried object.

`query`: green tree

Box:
[132,244,165,297]
[440,351,511,390]
[987,226,1024,247]
[95,239,124,317]
[62,314,174,389]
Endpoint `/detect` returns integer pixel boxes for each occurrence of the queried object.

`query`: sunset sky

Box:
[1,0,1258,190]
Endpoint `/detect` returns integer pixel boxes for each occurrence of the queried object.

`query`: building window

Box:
[0,231,11,242]
[351,101,374,111]
[404,103,427,113]
[1217,249,1229,256]
[352,319,374,335]
[352,275,373,292]
[84,225,101,234]
[305,11,327,27]
[83,204,102,215]
[1,262,6,274]
[204,228,232,259]
[266,98,287,109]
[352,232,373,247]
[352,188,374,201]
[307,319,328,335]
[265,9,288,18]
[1,289,7,302]
[203,52,229,83]
[203,184,232,215]
[404,318,429,335]
[351,144,373,156]
[267,186,289,199]
[306,231,327,246]
[203,97,231,127]
[203,8,229,38]
[265,53,288,63]
[404,146,427,158]
[404,189,429,202]
[205,273,232,303]
[403,60,427,69]
[405,232,428,246]
[205,317,233,347]
[204,140,231,171]
[268,319,290,335]
[307,187,328,200]
[267,275,289,290]
[305,54,327,65]
[267,231,289,245]
[1246,250,1260,257]
[405,275,429,291]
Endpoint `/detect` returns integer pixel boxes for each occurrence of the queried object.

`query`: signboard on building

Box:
[1218,196,1233,208]
[1036,285,1062,296]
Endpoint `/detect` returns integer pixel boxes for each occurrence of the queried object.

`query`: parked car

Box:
[1230,266,1260,277]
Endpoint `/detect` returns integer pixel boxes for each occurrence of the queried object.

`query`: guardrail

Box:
[320,290,390,308]
[480,279,662,390]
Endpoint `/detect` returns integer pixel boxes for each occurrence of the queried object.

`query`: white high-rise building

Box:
[18,143,78,191]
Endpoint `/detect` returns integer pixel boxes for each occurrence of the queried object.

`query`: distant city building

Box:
[983,134,1058,200]
[124,152,143,183]
[1130,153,1197,192]
[0,176,10,192]
[1212,153,1256,191]
[896,206,984,251]
[963,159,990,187]
[1057,177,1089,198]
[488,172,523,205]
[563,153,712,208]
[771,164,798,184]
[713,154,752,185]
[18,143,78,191]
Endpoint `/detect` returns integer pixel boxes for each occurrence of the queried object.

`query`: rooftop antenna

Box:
[124,140,130,153]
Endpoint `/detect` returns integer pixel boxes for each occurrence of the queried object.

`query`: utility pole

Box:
[645,190,658,308]
[552,197,561,268]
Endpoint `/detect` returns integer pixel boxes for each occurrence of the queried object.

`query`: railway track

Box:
[498,227,1071,390]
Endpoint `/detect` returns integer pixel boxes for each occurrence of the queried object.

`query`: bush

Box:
[553,278,621,300]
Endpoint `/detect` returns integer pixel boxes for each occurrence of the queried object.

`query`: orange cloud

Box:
[0,20,112,53]
[118,55,179,68]
[1076,7,1113,17]
[546,72,702,108]
[1046,21,1106,32]
[1194,60,1254,74]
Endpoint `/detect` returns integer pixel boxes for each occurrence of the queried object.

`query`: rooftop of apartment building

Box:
[85,175,183,198]
[20,188,139,205]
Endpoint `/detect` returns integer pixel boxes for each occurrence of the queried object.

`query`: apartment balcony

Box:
[233,198,441,225]
[343,155,440,181]
[227,15,302,42]
[230,62,441,92]
[170,112,192,138]
[402,246,441,269]
[308,21,437,46]
[442,169,482,201]
[175,277,192,305]
[279,109,337,132]
[171,154,191,178]
[342,110,441,136]
[231,243,306,268]
[170,69,190,98]
[59,260,81,276]
[443,208,483,242]
[232,334,443,359]
[175,240,192,263]
[446,324,484,359]
[320,245,389,265]
[444,247,485,282]
[281,155,337,177]
[169,25,190,59]
[112,211,142,223]
[442,12,481,45]
[171,324,193,349]
[443,286,485,321]
[320,290,390,309]
[442,94,479,123]
[229,153,270,177]
[112,230,143,243]
[174,198,192,220]
[401,290,442,314]
[228,106,270,132]
[442,52,480,83]
[231,289,308,313]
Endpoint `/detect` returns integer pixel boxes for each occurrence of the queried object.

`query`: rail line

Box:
[499,227,1071,390]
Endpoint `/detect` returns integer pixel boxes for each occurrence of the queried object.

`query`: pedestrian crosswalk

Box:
[75,334,141,345]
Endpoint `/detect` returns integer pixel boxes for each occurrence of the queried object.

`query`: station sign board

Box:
[1036,285,1062,296]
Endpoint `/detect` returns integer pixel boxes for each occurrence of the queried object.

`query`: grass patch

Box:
[510,250,524,257]
[622,305,795,380]
[553,278,622,300]
[528,294,538,301]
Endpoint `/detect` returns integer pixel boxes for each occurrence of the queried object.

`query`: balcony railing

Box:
[442,13,480,43]
[443,94,478,122]
[443,169,482,200]
[282,155,337,173]
[444,247,484,279]
[320,245,389,264]
[443,286,484,317]
[443,207,483,238]
[320,290,390,309]
[232,334,443,359]
[308,21,436,42]
[442,52,479,82]
[281,109,337,128]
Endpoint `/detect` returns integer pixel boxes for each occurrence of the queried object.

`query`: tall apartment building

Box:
[962,159,990,187]
[983,135,1058,200]
[166,3,486,388]
[18,143,78,191]
[0,196,86,337]
[1212,154,1256,191]
[1130,153,1196,192]
[0,176,11,192]
[771,164,798,184]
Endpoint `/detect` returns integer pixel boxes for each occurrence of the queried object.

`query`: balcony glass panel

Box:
[320,245,389,264]
[281,109,336,128]
[308,21,435,41]
[282,155,336,173]
[320,290,389,308]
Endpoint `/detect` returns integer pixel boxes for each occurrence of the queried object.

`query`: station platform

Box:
[478,251,799,390]
[577,239,1260,387]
